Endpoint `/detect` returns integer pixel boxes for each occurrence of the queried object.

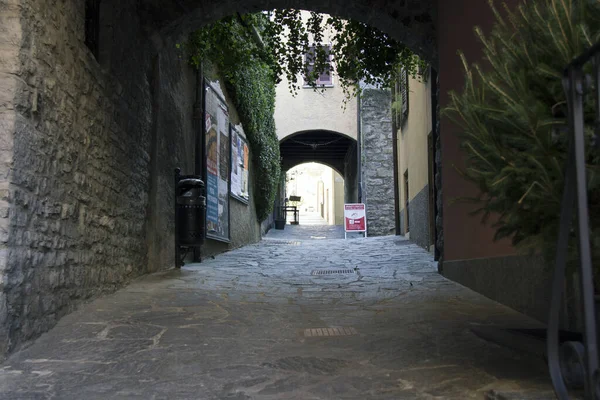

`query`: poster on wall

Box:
[230,124,250,204]
[204,81,230,242]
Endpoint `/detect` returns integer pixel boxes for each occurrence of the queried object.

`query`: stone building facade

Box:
[0,0,263,357]
[0,0,561,361]
[273,11,396,234]
[396,69,435,251]
[360,89,396,237]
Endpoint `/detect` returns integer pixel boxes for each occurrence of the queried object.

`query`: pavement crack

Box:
[24,359,117,365]
[150,328,167,348]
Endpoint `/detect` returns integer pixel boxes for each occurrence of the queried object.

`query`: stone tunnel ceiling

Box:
[140,0,437,62]
[0,0,436,360]
[280,131,355,177]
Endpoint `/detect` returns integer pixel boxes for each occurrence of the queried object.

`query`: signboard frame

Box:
[204,80,231,243]
[344,203,367,239]
[229,123,250,205]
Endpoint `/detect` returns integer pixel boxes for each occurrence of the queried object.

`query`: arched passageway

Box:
[150,0,436,62]
[285,163,345,227]
[0,0,540,366]
[280,131,355,178]
[279,131,362,220]
[1,0,439,355]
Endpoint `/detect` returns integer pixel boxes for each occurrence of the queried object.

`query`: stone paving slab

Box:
[265,223,346,240]
[0,235,558,399]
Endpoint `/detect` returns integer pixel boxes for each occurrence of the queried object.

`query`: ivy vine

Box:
[182,11,427,221]
[186,13,280,222]
[263,10,427,98]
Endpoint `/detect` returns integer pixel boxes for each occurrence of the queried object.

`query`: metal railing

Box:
[548,42,600,399]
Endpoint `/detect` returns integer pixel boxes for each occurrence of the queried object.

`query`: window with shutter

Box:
[392,67,409,128]
[400,68,409,124]
[304,45,333,87]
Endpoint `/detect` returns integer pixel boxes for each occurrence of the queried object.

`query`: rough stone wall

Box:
[145,40,197,272]
[0,0,22,356]
[0,0,261,358]
[343,143,358,204]
[0,0,155,355]
[0,0,438,360]
[360,89,395,236]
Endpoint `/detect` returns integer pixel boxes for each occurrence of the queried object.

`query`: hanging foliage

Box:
[262,10,427,97]
[186,14,280,221]
[445,0,600,270]
[182,10,427,220]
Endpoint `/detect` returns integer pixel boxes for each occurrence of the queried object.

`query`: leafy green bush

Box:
[446,0,600,268]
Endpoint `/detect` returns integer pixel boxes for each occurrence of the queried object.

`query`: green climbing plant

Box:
[182,10,428,221]
[263,10,428,98]
[186,14,280,221]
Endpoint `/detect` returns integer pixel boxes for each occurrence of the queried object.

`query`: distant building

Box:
[274,11,399,235]
[394,67,435,252]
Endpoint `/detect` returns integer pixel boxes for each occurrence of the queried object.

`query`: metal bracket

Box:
[548,45,600,400]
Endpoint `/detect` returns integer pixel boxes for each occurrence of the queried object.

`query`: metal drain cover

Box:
[262,240,301,246]
[311,269,355,275]
[304,327,358,337]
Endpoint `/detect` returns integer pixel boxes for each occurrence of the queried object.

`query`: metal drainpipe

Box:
[194,63,204,176]
[357,88,362,203]
[391,89,401,236]
[193,62,204,262]
[430,67,440,261]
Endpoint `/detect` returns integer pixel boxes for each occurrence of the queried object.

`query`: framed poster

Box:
[230,124,250,204]
[204,81,230,242]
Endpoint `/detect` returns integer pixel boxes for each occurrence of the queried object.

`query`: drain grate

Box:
[304,327,358,337]
[262,240,302,246]
[311,269,355,276]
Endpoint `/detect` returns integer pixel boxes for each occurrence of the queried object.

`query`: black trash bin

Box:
[174,169,205,267]
[176,178,205,245]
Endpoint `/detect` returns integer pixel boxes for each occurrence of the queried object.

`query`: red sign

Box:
[344,203,366,232]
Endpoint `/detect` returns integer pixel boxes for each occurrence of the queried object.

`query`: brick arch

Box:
[144,0,436,62]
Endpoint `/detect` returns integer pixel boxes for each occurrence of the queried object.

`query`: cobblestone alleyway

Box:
[0,227,555,399]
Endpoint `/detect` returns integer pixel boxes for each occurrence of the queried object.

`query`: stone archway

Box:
[143,0,436,62]
[0,0,441,357]
[280,130,356,178]
[2,0,529,359]
[280,130,358,214]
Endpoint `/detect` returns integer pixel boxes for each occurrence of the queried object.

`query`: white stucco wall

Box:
[285,163,344,225]
[274,11,358,141]
[275,81,358,141]
[398,71,432,204]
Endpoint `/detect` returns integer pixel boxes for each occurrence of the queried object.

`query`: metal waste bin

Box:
[174,168,205,267]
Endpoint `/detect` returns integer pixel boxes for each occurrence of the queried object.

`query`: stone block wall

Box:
[0,0,261,358]
[343,143,358,204]
[0,0,155,355]
[0,0,23,356]
[360,89,395,236]
[0,0,439,361]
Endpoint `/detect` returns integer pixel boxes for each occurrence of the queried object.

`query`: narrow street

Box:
[0,224,554,399]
